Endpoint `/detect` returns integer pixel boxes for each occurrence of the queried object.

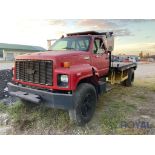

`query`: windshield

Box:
[51,36,91,51]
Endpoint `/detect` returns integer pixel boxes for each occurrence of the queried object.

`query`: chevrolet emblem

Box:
[26,68,35,75]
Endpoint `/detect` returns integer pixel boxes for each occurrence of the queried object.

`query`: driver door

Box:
[91,37,109,76]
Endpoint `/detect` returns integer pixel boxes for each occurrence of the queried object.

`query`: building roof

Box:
[0,43,46,51]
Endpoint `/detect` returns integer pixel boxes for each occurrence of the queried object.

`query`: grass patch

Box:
[150,85,155,92]
[0,102,8,113]
[98,99,136,134]
[136,95,147,100]
[135,78,155,92]
[0,101,70,134]
[0,77,154,135]
[116,128,151,135]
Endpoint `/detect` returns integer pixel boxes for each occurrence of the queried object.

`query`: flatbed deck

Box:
[108,62,137,84]
[111,62,137,71]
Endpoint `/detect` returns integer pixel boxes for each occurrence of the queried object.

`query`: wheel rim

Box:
[81,93,94,118]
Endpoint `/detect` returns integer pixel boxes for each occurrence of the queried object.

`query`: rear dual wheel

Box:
[69,83,97,126]
[122,68,135,87]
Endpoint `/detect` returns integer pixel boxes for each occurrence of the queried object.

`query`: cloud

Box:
[76,19,118,30]
[145,35,152,39]
[113,19,155,24]
[75,19,132,37]
[47,20,67,26]
[114,29,133,37]
[131,19,155,23]
[148,43,155,49]
[115,42,155,54]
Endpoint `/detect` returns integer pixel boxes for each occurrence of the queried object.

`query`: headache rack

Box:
[67,31,113,37]
[15,60,53,86]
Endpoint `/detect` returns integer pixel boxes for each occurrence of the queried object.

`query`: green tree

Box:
[139,51,143,58]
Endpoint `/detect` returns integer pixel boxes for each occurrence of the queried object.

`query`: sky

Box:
[0,19,155,55]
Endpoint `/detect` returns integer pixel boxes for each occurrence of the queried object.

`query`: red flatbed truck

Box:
[8,31,137,125]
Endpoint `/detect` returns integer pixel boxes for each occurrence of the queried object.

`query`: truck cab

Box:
[50,31,113,78]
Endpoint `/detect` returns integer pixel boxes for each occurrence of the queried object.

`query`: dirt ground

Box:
[125,62,155,134]
[0,62,155,135]
[136,62,155,78]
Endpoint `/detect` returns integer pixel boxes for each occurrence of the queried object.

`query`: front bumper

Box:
[8,82,74,110]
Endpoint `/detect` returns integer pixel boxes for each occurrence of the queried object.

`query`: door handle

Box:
[84,56,90,60]
[95,55,100,58]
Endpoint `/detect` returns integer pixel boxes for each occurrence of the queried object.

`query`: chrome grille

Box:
[16,60,53,86]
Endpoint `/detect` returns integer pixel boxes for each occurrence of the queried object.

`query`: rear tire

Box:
[69,83,97,126]
[122,69,134,87]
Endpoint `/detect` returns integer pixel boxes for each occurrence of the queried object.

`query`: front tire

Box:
[69,83,97,126]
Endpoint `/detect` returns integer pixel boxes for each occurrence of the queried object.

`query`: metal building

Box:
[0,43,46,61]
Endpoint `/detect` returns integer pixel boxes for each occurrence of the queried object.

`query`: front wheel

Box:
[69,83,97,126]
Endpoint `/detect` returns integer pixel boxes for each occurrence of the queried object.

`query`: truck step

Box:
[98,81,106,93]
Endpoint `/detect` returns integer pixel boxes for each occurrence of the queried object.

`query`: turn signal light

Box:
[63,62,70,68]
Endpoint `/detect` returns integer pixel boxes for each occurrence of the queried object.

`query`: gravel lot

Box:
[0,70,12,99]
[0,62,14,70]
[136,62,155,78]
[0,62,14,102]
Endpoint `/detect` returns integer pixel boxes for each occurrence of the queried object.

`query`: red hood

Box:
[16,50,90,67]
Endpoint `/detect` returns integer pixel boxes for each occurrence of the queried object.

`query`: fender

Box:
[54,64,97,91]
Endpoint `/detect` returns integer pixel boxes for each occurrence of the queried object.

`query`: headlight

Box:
[58,74,69,87]
[60,75,68,83]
